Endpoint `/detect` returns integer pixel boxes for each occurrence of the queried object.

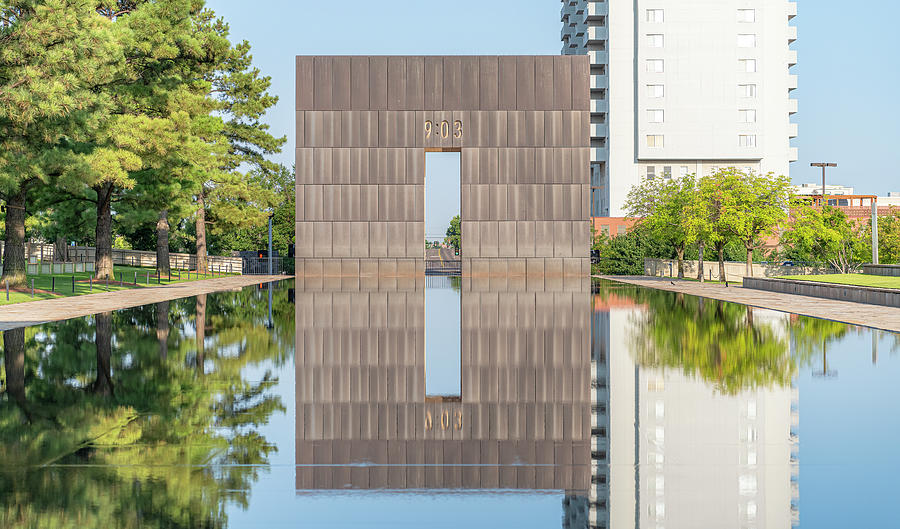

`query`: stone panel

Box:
[333,56,351,110]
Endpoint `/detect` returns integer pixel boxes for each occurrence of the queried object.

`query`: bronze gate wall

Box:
[295,55,590,279]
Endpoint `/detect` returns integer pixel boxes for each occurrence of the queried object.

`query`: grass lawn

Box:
[777,274,900,290]
[0,265,238,306]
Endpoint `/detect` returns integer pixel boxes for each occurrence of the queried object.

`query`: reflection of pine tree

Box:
[0,281,295,527]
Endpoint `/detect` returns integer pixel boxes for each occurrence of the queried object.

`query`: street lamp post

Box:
[810,162,837,206]
[268,214,274,275]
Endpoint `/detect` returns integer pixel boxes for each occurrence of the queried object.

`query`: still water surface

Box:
[1,279,898,527]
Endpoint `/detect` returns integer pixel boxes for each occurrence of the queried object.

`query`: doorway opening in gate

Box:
[424,151,461,275]
[424,151,461,401]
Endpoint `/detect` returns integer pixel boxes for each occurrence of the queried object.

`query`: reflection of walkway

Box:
[597,276,900,332]
[0,275,288,330]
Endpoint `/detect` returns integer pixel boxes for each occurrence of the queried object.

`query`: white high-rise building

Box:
[561,0,798,217]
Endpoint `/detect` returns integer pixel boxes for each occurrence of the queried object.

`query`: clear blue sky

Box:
[206,0,900,196]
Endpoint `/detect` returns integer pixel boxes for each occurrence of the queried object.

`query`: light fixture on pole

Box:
[810,162,837,206]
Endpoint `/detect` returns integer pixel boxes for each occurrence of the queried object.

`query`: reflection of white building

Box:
[593,305,798,529]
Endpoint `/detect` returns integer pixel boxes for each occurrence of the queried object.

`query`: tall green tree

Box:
[625,174,697,278]
[697,168,745,282]
[0,0,123,285]
[781,199,870,273]
[194,21,286,273]
[444,214,461,251]
[730,172,791,277]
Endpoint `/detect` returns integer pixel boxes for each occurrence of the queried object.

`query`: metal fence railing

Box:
[242,257,293,276]
[425,259,461,276]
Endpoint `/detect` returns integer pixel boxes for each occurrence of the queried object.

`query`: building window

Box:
[601,225,610,235]
[738,84,757,97]
[647,84,665,98]
[646,165,656,179]
[646,59,664,73]
[739,134,757,147]
[646,135,664,148]
[737,34,757,48]
[647,109,664,123]
[739,109,757,123]
[737,9,756,23]
[647,34,664,47]
[739,59,757,73]
[617,225,627,236]
[663,166,672,178]
[680,166,689,177]
[646,9,664,23]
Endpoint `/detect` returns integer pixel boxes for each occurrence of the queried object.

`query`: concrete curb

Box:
[743,277,900,308]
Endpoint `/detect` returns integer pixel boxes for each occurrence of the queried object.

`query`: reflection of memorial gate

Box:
[295,279,590,493]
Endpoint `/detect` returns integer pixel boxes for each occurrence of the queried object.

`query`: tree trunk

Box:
[3,327,29,419]
[697,241,705,283]
[676,245,685,279]
[717,244,726,283]
[196,293,206,373]
[745,243,753,278]
[156,210,170,275]
[92,312,114,396]
[196,191,207,275]
[55,235,68,262]
[156,300,169,361]
[94,183,114,280]
[2,187,28,287]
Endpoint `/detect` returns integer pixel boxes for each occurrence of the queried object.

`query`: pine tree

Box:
[193,20,286,273]
[0,0,123,285]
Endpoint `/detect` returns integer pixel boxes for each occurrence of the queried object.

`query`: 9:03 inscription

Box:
[425,409,463,431]
[425,120,463,139]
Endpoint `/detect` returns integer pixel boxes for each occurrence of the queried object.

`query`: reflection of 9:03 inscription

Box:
[424,410,463,431]
[425,120,462,139]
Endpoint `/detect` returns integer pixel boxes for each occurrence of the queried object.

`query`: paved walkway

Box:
[596,276,900,333]
[0,275,290,330]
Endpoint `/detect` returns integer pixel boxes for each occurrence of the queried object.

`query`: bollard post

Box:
[4,279,7,301]
[51,276,55,293]
[31,278,34,298]
[72,275,75,293]
[146,272,149,284]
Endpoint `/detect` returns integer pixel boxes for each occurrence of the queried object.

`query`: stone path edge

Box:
[0,275,291,331]
[594,275,900,334]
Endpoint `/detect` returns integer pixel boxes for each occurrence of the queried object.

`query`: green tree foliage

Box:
[601,284,849,394]
[729,171,791,276]
[593,224,672,275]
[615,169,790,281]
[0,281,294,526]
[0,0,124,284]
[444,215,461,251]
[625,174,697,278]
[2,1,288,280]
[194,20,286,273]
[873,207,900,264]
[781,199,870,272]
[209,167,295,257]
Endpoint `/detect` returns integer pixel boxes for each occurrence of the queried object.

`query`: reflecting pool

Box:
[1,278,899,527]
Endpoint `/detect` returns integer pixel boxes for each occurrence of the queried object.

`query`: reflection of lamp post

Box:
[813,339,837,379]
[872,330,878,365]
[268,213,274,275]
[266,282,273,330]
